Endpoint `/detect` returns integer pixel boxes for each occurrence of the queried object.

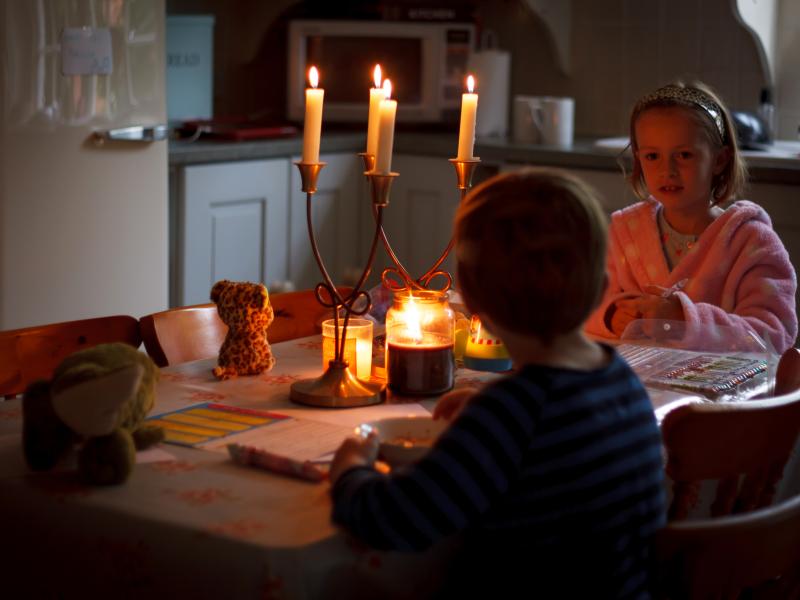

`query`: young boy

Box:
[330,168,666,598]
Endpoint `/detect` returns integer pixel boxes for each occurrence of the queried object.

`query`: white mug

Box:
[511,96,541,144]
[512,95,541,143]
[535,96,575,147]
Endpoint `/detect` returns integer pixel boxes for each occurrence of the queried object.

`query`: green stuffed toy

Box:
[22,342,164,485]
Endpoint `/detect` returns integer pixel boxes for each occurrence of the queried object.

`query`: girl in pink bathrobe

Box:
[586,82,798,352]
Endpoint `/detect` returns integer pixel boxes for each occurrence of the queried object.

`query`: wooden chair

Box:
[656,494,800,599]
[0,315,141,398]
[140,287,354,367]
[661,388,800,521]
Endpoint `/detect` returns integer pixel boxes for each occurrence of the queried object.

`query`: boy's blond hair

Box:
[454,168,608,343]
[628,80,747,206]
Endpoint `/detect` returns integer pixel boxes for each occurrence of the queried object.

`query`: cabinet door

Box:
[502,163,636,216]
[179,159,290,306]
[372,154,461,288]
[289,153,367,291]
[748,182,800,324]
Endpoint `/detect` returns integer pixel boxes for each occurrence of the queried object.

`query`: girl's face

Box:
[634,107,729,214]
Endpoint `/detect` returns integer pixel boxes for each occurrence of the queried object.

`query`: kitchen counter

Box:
[169,132,800,185]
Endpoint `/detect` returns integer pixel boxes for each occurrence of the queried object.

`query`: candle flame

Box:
[382,78,392,100]
[404,295,423,342]
[308,66,319,89]
[373,64,382,88]
[467,74,475,93]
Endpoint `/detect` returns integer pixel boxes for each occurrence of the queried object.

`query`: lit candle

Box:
[456,75,478,160]
[302,66,324,163]
[374,79,397,174]
[385,291,455,396]
[322,318,373,380]
[366,64,385,158]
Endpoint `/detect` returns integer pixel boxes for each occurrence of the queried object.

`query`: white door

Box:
[0,0,168,329]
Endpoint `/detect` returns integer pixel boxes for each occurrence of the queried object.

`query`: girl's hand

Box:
[617,289,685,323]
[433,387,476,422]
[609,300,641,336]
[329,432,379,485]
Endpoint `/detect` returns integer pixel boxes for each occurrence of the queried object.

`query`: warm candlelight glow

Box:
[385,291,456,396]
[383,78,392,99]
[302,65,324,163]
[457,74,478,160]
[402,296,423,343]
[322,318,373,380]
[373,64,382,89]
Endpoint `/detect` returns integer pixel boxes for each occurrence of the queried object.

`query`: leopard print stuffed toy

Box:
[211,280,276,380]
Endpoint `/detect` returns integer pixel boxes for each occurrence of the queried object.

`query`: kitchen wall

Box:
[167,0,799,140]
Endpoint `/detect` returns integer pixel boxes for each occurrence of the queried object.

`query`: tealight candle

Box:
[366,64,385,158]
[322,318,373,380]
[374,79,397,174]
[302,66,324,163]
[456,74,478,160]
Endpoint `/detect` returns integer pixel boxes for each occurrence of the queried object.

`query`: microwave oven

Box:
[287,20,475,123]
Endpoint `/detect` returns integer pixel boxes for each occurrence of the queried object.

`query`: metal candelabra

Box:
[359,153,481,293]
[288,153,480,408]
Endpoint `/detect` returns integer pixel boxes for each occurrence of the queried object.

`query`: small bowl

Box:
[357,416,448,466]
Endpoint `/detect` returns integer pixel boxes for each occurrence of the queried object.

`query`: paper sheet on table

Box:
[204,417,352,462]
[149,402,352,462]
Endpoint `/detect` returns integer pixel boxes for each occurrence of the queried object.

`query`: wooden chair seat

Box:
[656,494,800,599]
[140,287,354,367]
[0,315,141,398]
[661,388,800,521]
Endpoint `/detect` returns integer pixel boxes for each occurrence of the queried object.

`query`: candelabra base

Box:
[290,362,385,407]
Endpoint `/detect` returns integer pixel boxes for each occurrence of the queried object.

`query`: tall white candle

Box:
[302,66,324,163]
[456,75,478,160]
[366,64,385,158]
[375,79,397,174]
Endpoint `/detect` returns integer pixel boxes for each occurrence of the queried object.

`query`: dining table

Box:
[0,334,767,598]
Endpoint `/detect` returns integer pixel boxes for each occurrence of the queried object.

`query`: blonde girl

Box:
[586,81,797,351]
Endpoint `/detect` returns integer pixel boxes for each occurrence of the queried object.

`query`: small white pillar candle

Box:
[302,66,324,163]
[366,64,385,158]
[375,79,397,174]
[456,75,478,160]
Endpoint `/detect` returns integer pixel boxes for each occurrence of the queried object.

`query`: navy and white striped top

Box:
[332,347,666,599]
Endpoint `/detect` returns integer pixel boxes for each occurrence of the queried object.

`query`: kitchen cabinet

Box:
[371,154,463,288]
[502,162,638,215]
[173,153,367,307]
[289,153,368,291]
[176,159,291,306]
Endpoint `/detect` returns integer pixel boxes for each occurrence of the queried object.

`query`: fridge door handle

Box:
[92,125,169,144]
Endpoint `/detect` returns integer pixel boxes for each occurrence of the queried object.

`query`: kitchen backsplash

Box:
[168,0,799,140]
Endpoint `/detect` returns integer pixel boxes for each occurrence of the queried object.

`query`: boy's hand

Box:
[433,388,476,422]
[329,433,379,485]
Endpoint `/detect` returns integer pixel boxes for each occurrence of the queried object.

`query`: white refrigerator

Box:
[0,0,168,330]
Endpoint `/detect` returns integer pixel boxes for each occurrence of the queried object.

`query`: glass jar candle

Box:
[385,290,455,396]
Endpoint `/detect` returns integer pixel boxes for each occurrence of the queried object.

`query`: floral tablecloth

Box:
[0,336,492,599]
[3,335,784,597]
